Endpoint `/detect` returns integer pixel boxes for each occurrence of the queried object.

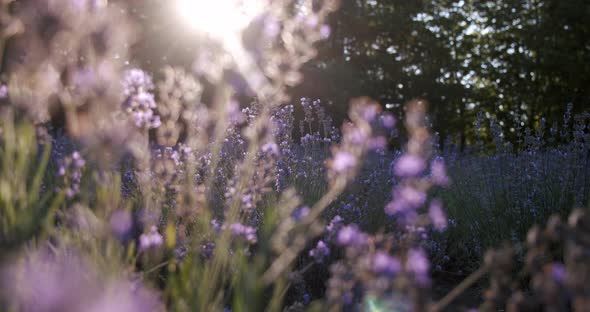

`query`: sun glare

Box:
[176,0,265,40]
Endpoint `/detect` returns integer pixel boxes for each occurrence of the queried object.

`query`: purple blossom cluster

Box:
[336,224,368,248]
[151,145,191,185]
[122,69,161,130]
[210,219,258,245]
[326,98,382,185]
[372,251,401,276]
[271,104,295,190]
[309,240,330,263]
[1,249,163,312]
[139,225,164,251]
[57,151,86,198]
[386,100,450,229]
[316,219,434,310]
[0,84,7,99]
[229,223,258,244]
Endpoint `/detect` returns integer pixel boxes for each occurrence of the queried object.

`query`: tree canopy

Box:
[294,0,590,147]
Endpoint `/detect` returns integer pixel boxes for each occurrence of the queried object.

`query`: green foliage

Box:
[441,148,589,271]
[0,111,63,253]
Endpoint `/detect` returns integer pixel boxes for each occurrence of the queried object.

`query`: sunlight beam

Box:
[176,0,265,40]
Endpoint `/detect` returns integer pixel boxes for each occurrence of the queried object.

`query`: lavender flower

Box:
[394,154,426,177]
[200,241,216,259]
[261,142,280,156]
[125,92,161,129]
[1,249,163,312]
[326,216,344,239]
[58,151,86,198]
[87,284,163,312]
[386,186,427,216]
[309,240,330,263]
[428,200,447,231]
[123,68,155,97]
[139,226,164,251]
[122,69,161,130]
[372,251,402,276]
[336,224,367,247]
[550,263,567,283]
[326,98,381,185]
[230,223,257,244]
[406,248,430,286]
[330,151,357,173]
[211,219,223,233]
[320,24,331,39]
[0,84,7,99]
[380,113,396,128]
[431,159,449,186]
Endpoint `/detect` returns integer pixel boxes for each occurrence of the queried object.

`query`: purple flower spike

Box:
[337,224,367,247]
[261,142,280,156]
[326,215,344,236]
[211,219,223,233]
[381,113,396,128]
[394,154,426,177]
[230,223,257,244]
[388,186,427,215]
[331,151,357,173]
[0,84,8,99]
[139,226,164,251]
[551,263,567,283]
[431,159,449,186]
[58,151,86,198]
[407,248,430,286]
[320,24,331,39]
[122,68,160,130]
[372,251,401,276]
[1,249,164,312]
[309,240,330,263]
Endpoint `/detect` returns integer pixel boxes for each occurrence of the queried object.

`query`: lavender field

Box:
[1,1,589,311]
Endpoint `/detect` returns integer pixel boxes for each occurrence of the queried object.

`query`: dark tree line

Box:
[294,0,590,147]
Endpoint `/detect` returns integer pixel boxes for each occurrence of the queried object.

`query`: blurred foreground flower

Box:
[386,100,449,229]
[372,251,401,276]
[326,98,381,185]
[394,154,425,177]
[0,84,7,99]
[406,248,430,287]
[1,248,163,312]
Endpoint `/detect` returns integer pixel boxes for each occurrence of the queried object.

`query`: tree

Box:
[297,0,590,147]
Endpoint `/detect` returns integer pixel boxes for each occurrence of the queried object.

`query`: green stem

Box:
[262,180,346,284]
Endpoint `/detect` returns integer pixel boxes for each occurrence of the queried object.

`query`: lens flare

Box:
[176,0,265,40]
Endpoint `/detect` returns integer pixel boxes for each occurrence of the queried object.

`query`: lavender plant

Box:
[1,0,589,312]
[441,108,590,270]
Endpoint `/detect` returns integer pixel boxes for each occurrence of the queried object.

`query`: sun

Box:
[176,0,265,41]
